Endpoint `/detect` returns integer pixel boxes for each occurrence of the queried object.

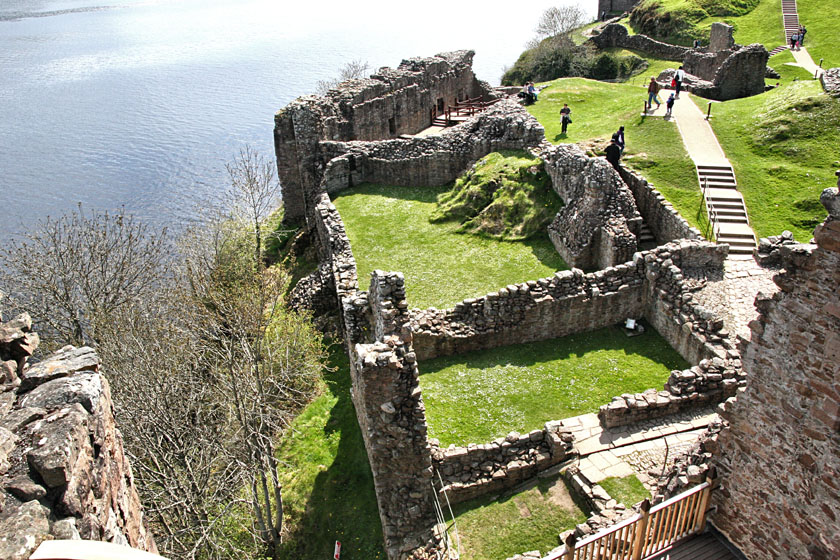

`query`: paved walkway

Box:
[790,47,825,78]
[561,408,718,493]
[646,91,757,253]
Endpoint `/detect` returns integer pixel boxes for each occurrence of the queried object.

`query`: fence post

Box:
[563,533,577,560]
[631,499,652,560]
[695,467,718,533]
[706,102,712,119]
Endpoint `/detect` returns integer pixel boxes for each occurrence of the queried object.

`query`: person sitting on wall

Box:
[605,137,622,171]
[527,82,538,103]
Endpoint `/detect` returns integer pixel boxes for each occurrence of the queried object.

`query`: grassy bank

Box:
[419,326,689,447]
[696,81,835,240]
[600,475,650,507]
[529,78,707,234]
[277,345,385,559]
[797,0,840,69]
[452,475,587,560]
[332,183,567,310]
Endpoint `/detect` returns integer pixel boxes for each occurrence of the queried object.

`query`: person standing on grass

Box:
[665,93,676,118]
[605,138,622,171]
[675,66,686,97]
[799,26,807,45]
[790,32,798,50]
[560,103,572,134]
[647,77,661,110]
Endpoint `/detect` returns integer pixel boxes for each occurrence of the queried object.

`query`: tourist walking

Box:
[560,103,572,134]
[605,137,622,170]
[799,26,807,45]
[647,77,661,111]
[612,126,625,154]
[665,93,675,118]
[675,66,686,97]
[790,32,798,50]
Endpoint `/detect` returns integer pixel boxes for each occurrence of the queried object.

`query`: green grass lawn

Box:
[769,49,818,83]
[703,0,784,48]
[599,475,651,507]
[695,81,835,241]
[797,0,840,69]
[452,476,587,560]
[419,326,690,447]
[530,78,708,234]
[276,345,385,559]
[332,184,567,310]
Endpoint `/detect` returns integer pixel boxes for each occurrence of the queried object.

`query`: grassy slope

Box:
[529,78,708,234]
[797,0,840,69]
[599,475,651,507]
[419,326,689,447]
[277,345,385,559]
[453,476,587,560]
[332,184,567,310]
[696,81,835,241]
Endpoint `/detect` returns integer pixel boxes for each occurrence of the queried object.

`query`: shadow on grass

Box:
[278,343,385,560]
[420,324,688,376]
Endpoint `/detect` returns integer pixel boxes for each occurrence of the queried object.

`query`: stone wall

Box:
[597,0,642,16]
[319,99,545,194]
[274,51,493,226]
[682,43,769,101]
[589,24,691,61]
[708,189,840,560]
[708,22,735,53]
[0,317,157,559]
[619,167,702,243]
[430,421,574,504]
[820,67,840,97]
[542,143,642,270]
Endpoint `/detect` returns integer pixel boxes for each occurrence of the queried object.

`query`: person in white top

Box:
[675,66,686,97]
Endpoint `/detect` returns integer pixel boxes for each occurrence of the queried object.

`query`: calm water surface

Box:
[1,0,596,236]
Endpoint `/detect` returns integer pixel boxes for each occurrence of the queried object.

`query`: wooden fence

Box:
[546,474,717,560]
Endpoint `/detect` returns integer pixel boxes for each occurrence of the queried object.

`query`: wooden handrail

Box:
[543,479,714,560]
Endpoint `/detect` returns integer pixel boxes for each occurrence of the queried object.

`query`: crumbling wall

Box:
[274,51,493,226]
[682,41,769,100]
[319,99,544,194]
[589,24,691,61]
[708,189,840,560]
[431,421,574,504]
[820,67,840,97]
[410,263,646,361]
[619,167,702,243]
[0,318,157,559]
[542,143,642,270]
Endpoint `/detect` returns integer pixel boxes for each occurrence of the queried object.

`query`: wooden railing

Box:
[430,96,499,126]
[546,473,717,560]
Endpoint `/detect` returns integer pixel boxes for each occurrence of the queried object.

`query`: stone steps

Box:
[696,163,757,254]
[769,45,790,56]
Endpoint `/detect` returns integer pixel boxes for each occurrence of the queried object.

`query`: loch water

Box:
[0,0,595,236]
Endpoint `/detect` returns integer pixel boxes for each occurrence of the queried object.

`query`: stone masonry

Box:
[0,316,157,559]
[274,50,493,227]
[590,24,691,62]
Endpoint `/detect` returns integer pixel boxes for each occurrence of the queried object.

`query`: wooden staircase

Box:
[697,164,757,255]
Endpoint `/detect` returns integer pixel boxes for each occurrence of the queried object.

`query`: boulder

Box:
[26,404,90,488]
[0,500,51,560]
[20,372,103,413]
[20,345,99,392]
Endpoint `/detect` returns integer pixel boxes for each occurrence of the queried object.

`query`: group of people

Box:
[647,73,679,117]
[790,26,807,50]
[519,82,539,104]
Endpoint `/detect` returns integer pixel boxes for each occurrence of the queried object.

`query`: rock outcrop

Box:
[0,317,156,559]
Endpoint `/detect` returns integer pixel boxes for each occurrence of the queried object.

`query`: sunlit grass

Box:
[419,326,689,447]
[600,475,651,507]
[332,183,567,310]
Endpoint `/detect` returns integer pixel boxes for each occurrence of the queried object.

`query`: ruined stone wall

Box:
[682,42,769,101]
[410,263,646,361]
[820,67,840,97]
[319,99,544,194]
[683,50,730,82]
[589,24,691,61]
[597,0,641,16]
[619,167,702,243]
[542,143,642,270]
[0,318,157,559]
[708,190,840,560]
[274,51,492,226]
[431,422,574,504]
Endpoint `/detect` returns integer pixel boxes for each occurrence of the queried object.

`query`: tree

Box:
[316,59,370,95]
[535,4,587,39]
[226,146,281,264]
[0,205,168,347]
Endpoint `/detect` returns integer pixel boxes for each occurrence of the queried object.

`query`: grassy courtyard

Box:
[419,326,690,447]
[332,183,567,310]
[452,475,587,560]
[528,78,708,234]
[600,475,651,507]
